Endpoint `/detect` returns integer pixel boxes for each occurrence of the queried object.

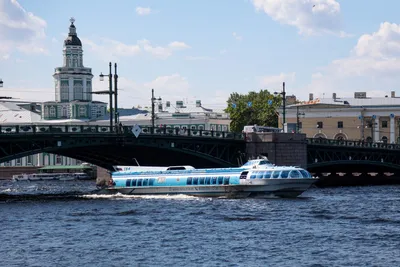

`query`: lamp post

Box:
[296,106,305,133]
[0,79,3,88]
[98,62,118,132]
[151,89,162,133]
[274,82,286,131]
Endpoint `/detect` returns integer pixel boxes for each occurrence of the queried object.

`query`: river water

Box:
[1,180,400,267]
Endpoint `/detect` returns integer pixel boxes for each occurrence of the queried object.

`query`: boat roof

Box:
[39,165,93,170]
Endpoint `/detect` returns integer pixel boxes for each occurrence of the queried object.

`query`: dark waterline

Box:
[1,180,400,267]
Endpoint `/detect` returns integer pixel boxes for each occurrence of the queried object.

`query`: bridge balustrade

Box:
[0,124,245,140]
[307,138,400,150]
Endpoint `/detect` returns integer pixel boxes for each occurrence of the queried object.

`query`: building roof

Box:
[0,102,41,124]
[64,20,82,46]
[289,96,400,109]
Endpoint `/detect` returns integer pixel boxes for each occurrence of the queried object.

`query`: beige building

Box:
[281,91,400,143]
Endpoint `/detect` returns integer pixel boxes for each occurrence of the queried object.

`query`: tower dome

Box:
[64,17,82,46]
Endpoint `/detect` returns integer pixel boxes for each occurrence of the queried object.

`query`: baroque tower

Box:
[42,18,106,120]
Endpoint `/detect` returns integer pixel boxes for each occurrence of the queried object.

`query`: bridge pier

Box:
[245,133,307,168]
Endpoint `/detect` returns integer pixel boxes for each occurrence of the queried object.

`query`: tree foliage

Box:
[224,90,282,133]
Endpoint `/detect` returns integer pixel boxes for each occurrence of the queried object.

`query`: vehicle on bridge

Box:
[102,158,317,198]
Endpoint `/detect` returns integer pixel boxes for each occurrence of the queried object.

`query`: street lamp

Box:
[0,79,3,88]
[96,62,119,132]
[274,82,286,132]
[151,89,162,132]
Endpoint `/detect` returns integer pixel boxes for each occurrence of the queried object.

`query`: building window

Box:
[337,121,343,128]
[317,121,323,129]
[62,107,68,118]
[382,121,388,128]
[79,106,86,117]
[16,158,22,166]
[50,107,56,117]
[44,106,49,117]
[56,155,62,165]
[27,155,33,165]
[382,136,388,143]
[298,122,303,129]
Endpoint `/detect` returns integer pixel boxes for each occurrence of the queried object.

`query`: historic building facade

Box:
[42,18,107,120]
[282,91,400,143]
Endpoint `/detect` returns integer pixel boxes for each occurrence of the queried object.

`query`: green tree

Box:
[225,90,282,133]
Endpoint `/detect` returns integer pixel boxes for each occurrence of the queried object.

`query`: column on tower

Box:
[390,115,395,143]
[69,77,74,100]
[374,116,380,142]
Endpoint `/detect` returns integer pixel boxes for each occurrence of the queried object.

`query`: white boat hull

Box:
[105,178,316,198]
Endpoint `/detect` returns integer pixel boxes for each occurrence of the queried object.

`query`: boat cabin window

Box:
[131,179,137,186]
[289,170,301,178]
[223,177,230,185]
[187,177,192,185]
[193,178,198,185]
[263,171,272,179]
[199,178,205,185]
[259,160,271,165]
[149,178,155,186]
[272,171,280,178]
[205,177,211,184]
[143,179,148,186]
[218,177,224,184]
[212,177,217,184]
[240,171,248,179]
[280,171,290,178]
[126,179,131,186]
[299,170,311,178]
[256,172,263,179]
[137,179,143,186]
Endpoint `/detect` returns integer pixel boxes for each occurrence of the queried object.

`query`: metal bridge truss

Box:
[307,145,400,166]
[0,133,246,170]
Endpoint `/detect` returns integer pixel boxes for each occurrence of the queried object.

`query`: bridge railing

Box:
[0,125,245,140]
[306,138,400,150]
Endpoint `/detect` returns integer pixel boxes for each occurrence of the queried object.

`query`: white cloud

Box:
[168,41,191,50]
[258,72,296,90]
[232,32,242,40]
[136,7,152,16]
[251,0,346,36]
[0,0,47,58]
[83,38,189,60]
[305,22,400,100]
[92,74,191,108]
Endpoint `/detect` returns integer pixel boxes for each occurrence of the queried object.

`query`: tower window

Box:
[382,121,388,128]
[337,121,343,128]
[50,107,56,117]
[317,121,323,129]
[79,106,86,117]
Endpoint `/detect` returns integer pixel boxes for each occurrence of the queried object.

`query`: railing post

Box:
[16,125,19,134]
[65,125,68,132]
[187,128,191,136]
[80,125,83,132]
[200,129,203,137]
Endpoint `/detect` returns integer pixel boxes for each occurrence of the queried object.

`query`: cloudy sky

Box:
[0,0,399,108]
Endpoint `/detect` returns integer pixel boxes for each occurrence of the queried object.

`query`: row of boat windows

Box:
[124,177,231,187]
[126,178,156,187]
[250,170,311,179]
[187,176,230,185]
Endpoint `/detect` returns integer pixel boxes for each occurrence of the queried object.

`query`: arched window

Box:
[49,107,56,117]
[62,106,68,118]
[44,106,49,117]
[366,136,373,143]
[313,133,327,139]
[334,133,347,141]
[382,136,388,143]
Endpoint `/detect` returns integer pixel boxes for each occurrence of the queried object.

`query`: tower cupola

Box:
[64,17,82,46]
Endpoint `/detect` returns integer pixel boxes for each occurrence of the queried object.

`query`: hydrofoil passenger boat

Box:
[102,158,318,198]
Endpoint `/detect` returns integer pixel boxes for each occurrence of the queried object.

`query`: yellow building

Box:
[281,92,400,143]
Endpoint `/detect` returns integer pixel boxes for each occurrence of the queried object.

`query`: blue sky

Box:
[1,0,400,108]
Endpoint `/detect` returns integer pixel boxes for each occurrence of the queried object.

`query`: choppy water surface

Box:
[1,180,400,267]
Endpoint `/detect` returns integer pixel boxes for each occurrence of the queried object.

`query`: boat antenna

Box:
[133,158,140,166]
